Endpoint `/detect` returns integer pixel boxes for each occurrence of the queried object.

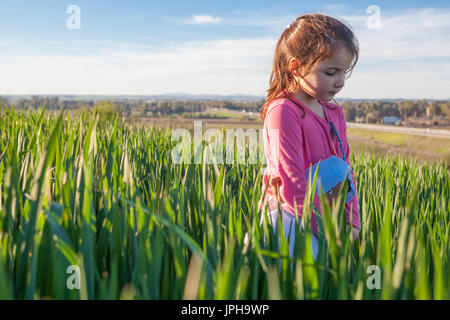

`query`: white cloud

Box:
[131,13,148,20]
[0,38,275,96]
[178,13,291,29]
[186,15,221,25]
[323,4,348,12]
[0,8,449,99]
[320,7,450,99]
[349,8,450,62]
[341,60,450,99]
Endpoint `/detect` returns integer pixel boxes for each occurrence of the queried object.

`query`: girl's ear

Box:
[288,57,301,77]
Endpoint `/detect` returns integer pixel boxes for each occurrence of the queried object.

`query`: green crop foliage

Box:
[0,107,448,300]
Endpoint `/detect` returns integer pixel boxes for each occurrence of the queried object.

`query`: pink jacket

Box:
[258,93,361,236]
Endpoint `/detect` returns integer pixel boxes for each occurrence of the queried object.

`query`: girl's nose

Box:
[334,77,345,89]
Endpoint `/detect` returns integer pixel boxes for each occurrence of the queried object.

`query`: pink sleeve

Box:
[339,108,361,229]
[266,104,322,216]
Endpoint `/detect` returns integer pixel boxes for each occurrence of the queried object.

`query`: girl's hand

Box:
[325,181,343,206]
[267,176,361,242]
[349,225,360,241]
[268,176,284,211]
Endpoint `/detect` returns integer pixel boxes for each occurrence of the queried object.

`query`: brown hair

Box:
[260,13,359,121]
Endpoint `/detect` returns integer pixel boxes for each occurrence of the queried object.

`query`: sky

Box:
[0,0,449,99]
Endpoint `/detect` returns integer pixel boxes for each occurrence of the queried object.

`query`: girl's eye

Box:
[325,72,335,76]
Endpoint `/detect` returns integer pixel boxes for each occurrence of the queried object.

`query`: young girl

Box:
[257,13,361,260]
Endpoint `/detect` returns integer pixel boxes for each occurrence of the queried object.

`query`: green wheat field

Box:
[0,107,449,300]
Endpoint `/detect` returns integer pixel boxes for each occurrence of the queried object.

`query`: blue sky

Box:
[1,0,449,99]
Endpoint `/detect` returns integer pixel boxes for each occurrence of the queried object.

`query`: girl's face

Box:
[292,45,354,102]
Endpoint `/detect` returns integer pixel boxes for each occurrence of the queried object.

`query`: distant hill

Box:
[3,93,266,103]
[4,94,445,103]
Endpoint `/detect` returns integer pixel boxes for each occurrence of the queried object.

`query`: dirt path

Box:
[348,122,450,139]
[348,135,448,165]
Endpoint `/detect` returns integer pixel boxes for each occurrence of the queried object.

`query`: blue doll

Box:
[305,121,356,203]
[305,155,356,203]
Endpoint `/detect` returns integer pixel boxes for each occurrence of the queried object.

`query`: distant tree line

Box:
[1,95,449,123]
[340,99,450,123]
[0,96,263,115]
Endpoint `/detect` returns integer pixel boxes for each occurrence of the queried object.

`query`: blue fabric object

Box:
[305,155,356,203]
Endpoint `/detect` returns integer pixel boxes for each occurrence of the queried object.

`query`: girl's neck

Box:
[292,89,322,110]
